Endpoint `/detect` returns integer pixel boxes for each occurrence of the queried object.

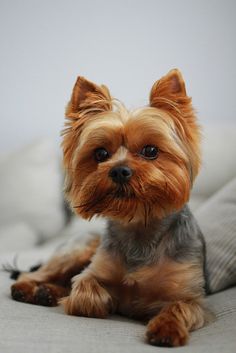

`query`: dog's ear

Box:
[66,76,112,120]
[150,69,201,181]
[62,77,112,174]
[149,69,189,112]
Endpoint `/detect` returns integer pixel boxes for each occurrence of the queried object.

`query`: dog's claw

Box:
[35,285,57,306]
[11,287,25,302]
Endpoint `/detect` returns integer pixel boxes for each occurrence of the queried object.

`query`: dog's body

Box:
[11,69,210,346]
[97,204,208,320]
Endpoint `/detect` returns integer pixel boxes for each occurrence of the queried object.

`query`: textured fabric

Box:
[1,242,236,353]
[195,176,236,293]
[0,261,236,353]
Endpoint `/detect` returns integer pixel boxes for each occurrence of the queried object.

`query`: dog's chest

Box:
[103,211,204,318]
[104,220,170,268]
[114,258,195,319]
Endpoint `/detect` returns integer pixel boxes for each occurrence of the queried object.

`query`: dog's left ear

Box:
[150,69,201,181]
[150,69,189,111]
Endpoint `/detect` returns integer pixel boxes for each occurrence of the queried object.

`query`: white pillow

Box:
[192,124,236,197]
[0,139,65,242]
[0,222,37,254]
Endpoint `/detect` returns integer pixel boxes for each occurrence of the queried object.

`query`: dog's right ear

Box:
[62,77,112,187]
[65,76,112,121]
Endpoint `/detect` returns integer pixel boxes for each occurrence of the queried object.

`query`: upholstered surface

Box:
[0,265,236,353]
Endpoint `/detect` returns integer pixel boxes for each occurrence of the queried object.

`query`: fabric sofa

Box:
[0,124,236,353]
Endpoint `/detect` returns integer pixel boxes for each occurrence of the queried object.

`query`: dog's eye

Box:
[140,145,159,160]
[94,148,109,162]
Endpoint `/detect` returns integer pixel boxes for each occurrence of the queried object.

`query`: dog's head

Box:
[62,69,201,224]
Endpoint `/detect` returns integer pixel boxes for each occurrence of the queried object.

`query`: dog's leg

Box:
[11,237,100,306]
[146,299,206,347]
[61,248,123,318]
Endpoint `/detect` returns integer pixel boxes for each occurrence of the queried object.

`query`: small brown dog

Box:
[11,69,209,347]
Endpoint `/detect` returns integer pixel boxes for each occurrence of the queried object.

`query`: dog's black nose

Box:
[109,166,132,184]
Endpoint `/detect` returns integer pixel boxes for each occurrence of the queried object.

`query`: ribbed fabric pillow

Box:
[195,177,236,293]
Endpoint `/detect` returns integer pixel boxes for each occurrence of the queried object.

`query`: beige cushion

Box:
[0,262,236,353]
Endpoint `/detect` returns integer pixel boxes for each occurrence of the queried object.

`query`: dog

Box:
[11,69,210,347]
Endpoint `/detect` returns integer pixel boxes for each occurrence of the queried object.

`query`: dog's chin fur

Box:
[62,69,201,226]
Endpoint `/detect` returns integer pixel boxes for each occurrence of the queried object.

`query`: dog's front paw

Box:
[11,281,37,304]
[11,281,68,306]
[61,275,113,318]
[146,314,189,347]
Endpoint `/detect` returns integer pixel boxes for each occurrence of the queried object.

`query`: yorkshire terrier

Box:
[11,69,209,347]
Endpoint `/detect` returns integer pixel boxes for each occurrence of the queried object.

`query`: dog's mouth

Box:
[74,185,136,211]
[72,179,145,223]
[113,185,136,199]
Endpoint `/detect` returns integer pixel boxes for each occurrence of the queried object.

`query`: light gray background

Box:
[0,0,235,152]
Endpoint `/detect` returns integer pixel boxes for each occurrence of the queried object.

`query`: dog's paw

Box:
[146,314,189,347]
[61,275,113,318]
[11,281,68,306]
[11,281,37,304]
[34,283,68,306]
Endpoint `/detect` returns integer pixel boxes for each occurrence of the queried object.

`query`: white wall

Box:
[0,0,235,152]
